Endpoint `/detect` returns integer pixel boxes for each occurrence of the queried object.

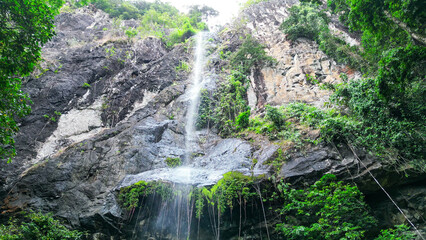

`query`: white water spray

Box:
[185,32,206,163]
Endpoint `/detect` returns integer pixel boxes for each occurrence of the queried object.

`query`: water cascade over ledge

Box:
[116,32,269,239]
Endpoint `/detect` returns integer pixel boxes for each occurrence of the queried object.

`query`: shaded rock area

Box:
[0,1,424,239]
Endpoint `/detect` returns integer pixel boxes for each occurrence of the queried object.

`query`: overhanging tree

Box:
[0,0,63,162]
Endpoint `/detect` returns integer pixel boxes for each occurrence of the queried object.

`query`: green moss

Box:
[165,157,182,168]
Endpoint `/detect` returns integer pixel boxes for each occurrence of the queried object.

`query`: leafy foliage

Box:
[196,36,276,135]
[71,0,206,47]
[328,0,424,64]
[118,181,175,210]
[374,224,416,240]
[280,2,369,72]
[236,109,250,130]
[229,34,276,74]
[0,211,83,239]
[265,105,286,129]
[201,172,259,213]
[196,89,214,129]
[276,174,377,239]
[212,70,249,136]
[175,60,191,73]
[0,0,63,162]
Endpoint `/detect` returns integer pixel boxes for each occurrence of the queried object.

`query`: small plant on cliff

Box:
[125,27,138,40]
[276,174,377,239]
[0,211,84,239]
[165,157,182,168]
[175,60,191,73]
[118,181,175,211]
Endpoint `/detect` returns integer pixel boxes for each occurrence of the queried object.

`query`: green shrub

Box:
[118,181,175,210]
[213,71,249,135]
[175,60,191,72]
[265,105,285,129]
[0,212,84,239]
[229,34,276,74]
[202,171,259,213]
[276,174,377,239]
[374,225,416,240]
[125,27,138,40]
[236,109,250,130]
[165,157,182,168]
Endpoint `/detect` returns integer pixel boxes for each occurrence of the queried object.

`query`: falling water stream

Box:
[185,32,206,162]
[153,32,208,240]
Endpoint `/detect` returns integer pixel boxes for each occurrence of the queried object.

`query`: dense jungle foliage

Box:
[118,173,415,239]
[0,0,64,162]
[0,212,84,239]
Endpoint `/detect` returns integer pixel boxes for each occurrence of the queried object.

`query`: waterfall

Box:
[147,32,207,240]
[119,31,268,239]
[185,32,206,162]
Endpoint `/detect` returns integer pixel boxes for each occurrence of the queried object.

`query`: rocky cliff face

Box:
[0,1,424,239]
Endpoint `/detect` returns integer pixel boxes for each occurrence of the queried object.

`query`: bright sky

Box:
[146,0,246,28]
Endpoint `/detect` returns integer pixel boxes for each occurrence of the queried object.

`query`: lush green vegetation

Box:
[375,224,416,240]
[118,180,174,210]
[117,173,415,239]
[229,34,276,74]
[275,174,377,239]
[279,1,425,171]
[0,0,64,162]
[212,70,250,136]
[69,0,209,47]
[200,171,260,214]
[197,35,275,136]
[0,211,84,239]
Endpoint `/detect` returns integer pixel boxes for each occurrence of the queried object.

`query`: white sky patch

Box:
[144,0,246,28]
